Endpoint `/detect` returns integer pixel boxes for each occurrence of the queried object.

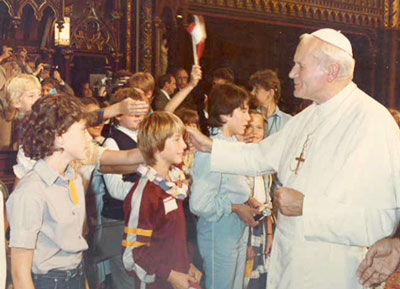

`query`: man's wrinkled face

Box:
[288,38,328,104]
[176,69,188,90]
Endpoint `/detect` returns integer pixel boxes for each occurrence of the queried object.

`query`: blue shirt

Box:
[257,106,291,137]
[190,129,251,222]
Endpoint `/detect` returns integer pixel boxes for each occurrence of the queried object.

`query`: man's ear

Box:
[326,63,340,82]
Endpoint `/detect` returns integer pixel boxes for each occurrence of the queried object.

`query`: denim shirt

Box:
[257,106,292,137]
[190,129,251,222]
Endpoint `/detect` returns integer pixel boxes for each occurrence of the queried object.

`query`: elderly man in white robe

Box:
[187,28,400,289]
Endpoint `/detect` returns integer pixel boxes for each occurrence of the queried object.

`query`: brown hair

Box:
[212,68,234,83]
[110,87,143,105]
[208,83,250,130]
[21,93,86,160]
[138,111,185,166]
[41,77,60,90]
[249,69,281,103]
[128,72,155,96]
[175,108,199,127]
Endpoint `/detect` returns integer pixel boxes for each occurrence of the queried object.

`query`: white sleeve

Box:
[210,130,284,176]
[102,138,134,200]
[13,147,36,179]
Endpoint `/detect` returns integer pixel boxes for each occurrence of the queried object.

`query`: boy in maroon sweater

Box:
[122,111,202,289]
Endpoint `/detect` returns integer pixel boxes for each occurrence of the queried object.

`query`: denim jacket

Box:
[190,129,251,222]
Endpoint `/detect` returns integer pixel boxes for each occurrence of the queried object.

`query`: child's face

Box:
[245,114,265,143]
[118,114,145,131]
[159,132,187,166]
[59,120,91,161]
[224,104,250,137]
[251,85,272,106]
[185,122,199,130]
[42,84,56,96]
[16,87,42,115]
[86,104,104,138]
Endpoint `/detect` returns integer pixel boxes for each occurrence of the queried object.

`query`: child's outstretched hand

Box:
[120,98,149,116]
[168,270,197,289]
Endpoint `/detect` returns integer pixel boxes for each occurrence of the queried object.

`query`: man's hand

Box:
[275,186,304,216]
[119,98,149,116]
[0,46,12,61]
[188,65,202,88]
[53,70,63,83]
[357,238,400,287]
[33,63,44,76]
[232,204,260,227]
[188,263,202,283]
[168,270,196,289]
[186,127,212,153]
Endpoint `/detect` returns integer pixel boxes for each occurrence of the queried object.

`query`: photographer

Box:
[0,45,13,64]
[92,70,133,101]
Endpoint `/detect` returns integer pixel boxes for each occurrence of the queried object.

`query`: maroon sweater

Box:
[122,177,190,289]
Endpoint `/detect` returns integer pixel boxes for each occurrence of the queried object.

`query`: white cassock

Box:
[211,82,400,289]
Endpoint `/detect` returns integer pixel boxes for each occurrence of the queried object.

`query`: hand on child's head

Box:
[122,97,150,116]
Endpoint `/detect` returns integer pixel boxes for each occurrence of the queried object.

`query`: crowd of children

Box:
[2,66,290,289]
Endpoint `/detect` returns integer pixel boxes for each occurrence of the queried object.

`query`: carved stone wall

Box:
[139,0,153,72]
[71,8,117,52]
[2,0,64,25]
[189,0,386,28]
[181,0,392,108]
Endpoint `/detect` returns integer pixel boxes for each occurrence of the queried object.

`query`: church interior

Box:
[2,1,400,287]
[1,1,397,182]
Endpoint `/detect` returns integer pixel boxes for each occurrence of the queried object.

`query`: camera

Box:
[43,64,59,71]
[92,70,131,98]
[254,205,271,222]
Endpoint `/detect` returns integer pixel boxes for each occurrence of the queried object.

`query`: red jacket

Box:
[122,177,190,289]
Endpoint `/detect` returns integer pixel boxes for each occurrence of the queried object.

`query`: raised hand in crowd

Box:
[164,65,202,112]
[33,63,45,76]
[0,45,13,63]
[188,64,202,88]
[52,70,63,83]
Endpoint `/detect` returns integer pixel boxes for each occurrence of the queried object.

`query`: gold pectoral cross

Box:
[294,151,305,174]
[292,132,313,175]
